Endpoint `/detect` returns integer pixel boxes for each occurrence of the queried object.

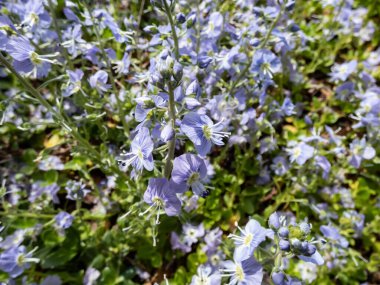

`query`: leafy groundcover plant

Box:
[0,0,379,284]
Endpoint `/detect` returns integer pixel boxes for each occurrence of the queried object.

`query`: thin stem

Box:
[229,3,286,94]
[47,0,73,69]
[163,83,176,178]
[0,52,126,178]
[195,0,201,55]
[137,0,146,30]
[86,5,130,137]
[163,0,180,59]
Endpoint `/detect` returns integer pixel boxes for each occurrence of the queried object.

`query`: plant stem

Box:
[47,0,73,69]
[161,0,179,178]
[0,52,126,179]
[86,5,130,137]
[229,3,286,94]
[163,83,176,178]
[163,0,180,59]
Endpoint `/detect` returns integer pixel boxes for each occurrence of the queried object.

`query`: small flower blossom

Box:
[113,52,131,75]
[221,251,263,285]
[296,262,318,283]
[183,223,205,245]
[142,178,181,218]
[320,225,348,248]
[65,180,90,200]
[286,142,315,165]
[38,155,64,171]
[88,70,111,94]
[117,127,154,173]
[54,211,74,230]
[83,267,101,285]
[228,219,273,260]
[190,265,221,285]
[171,153,209,196]
[329,60,357,82]
[64,69,84,97]
[348,138,375,168]
[181,112,230,156]
[0,245,39,278]
[6,36,55,78]
[29,182,60,204]
[250,49,282,80]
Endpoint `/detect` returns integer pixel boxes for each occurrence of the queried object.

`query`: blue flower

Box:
[62,25,86,58]
[113,52,131,75]
[29,182,60,204]
[6,36,53,78]
[54,211,74,230]
[269,212,281,229]
[198,55,213,69]
[64,69,84,97]
[202,12,224,39]
[0,245,39,278]
[40,275,62,285]
[181,112,230,156]
[228,219,273,260]
[349,137,375,168]
[250,49,282,80]
[171,153,208,196]
[38,155,65,171]
[204,227,223,253]
[286,142,315,165]
[83,267,101,285]
[0,16,16,51]
[221,251,263,285]
[190,265,221,285]
[89,70,111,94]
[66,180,90,200]
[298,251,324,266]
[18,0,51,30]
[329,60,357,82]
[320,225,348,248]
[143,178,181,217]
[185,80,201,97]
[117,127,154,172]
[281,98,296,116]
[314,155,331,179]
[183,223,205,245]
[271,156,289,176]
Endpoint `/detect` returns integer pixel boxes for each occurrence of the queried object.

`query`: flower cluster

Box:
[0,0,378,284]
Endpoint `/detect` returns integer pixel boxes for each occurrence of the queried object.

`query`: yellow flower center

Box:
[236,265,245,281]
[244,233,253,246]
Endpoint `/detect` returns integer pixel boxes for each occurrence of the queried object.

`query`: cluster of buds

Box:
[270,213,323,260]
[151,50,183,91]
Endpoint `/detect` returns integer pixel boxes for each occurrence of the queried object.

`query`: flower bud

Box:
[279,239,290,251]
[306,244,317,256]
[291,238,301,249]
[186,14,196,28]
[278,227,289,238]
[249,38,260,47]
[185,80,200,97]
[269,212,280,230]
[197,55,213,69]
[172,61,183,82]
[176,13,186,24]
[150,72,165,89]
[272,272,285,285]
[160,49,169,60]
[161,124,174,142]
[299,222,311,235]
[289,24,300,32]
